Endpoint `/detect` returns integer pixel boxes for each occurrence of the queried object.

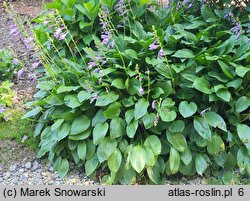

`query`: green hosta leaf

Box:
[193,77,212,94]
[97,138,117,163]
[64,94,81,109]
[181,147,192,166]
[235,66,250,77]
[169,120,185,133]
[152,87,164,99]
[236,96,250,113]
[58,123,71,140]
[95,92,119,106]
[214,85,231,102]
[143,146,155,167]
[71,115,90,135]
[108,149,122,173]
[134,98,149,120]
[51,119,64,131]
[77,91,92,102]
[195,154,208,175]
[22,108,41,119]
[86,139,96,160]
[103,102,121,119]
[218,60,234,79]
[204,112,227,132]
[45,94,64,106]
[130,145,145,173]
[125,109,134,124]
[167,132,187,152]
[85,153,99,176]
[58,159,69,178]
[110,117,126,139]
[92,109,107,126]
[142,113,155,129]
[237,147,249,173]
[161,98,175,110]
[111,78,125,89]
[57,86,79,93]
[123,49,138,60]
[194,117,211,140]
[69,129,91,140]
[207,134,225,155]
[201,5,216,22]
[159,110,177,122]
[77,141,87,160]
[237,124,250,144]
[169,147,180,174]
[179,101,197,118]
[147,167,161,184]
[172,49,195,59]
[93,122,109,145]
[214,152,227,167]
[126,120,138,138]
[144,135,161,155]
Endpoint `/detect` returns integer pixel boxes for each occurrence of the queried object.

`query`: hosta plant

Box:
[25,0,250,184]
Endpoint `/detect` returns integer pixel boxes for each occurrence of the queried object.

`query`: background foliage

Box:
[25,0,250,184]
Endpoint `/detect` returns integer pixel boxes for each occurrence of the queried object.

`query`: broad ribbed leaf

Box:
[144,135,161,155]
[193,117,211,140]
[134,98,149,120]
[93,122,109,145]
[71,115,90,135]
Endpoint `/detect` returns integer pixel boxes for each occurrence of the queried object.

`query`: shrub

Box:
[0,81,15,121]
[0,49,21,81]
[26,0,250,184]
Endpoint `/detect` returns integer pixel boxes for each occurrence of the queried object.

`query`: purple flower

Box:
[24,37,34,51]
[151,101,156,109]
[17,67,24,79]
[32,62,40,69]
[158,48,164,59]
[8,22,20,36]
[4,114,9,121]
[99,8,114,48]
[0,108,6,113]
[28,73,37,83]
[149,41,159,50]
[183,0,190,4]
[54,27,63,38]
[43,20,49,26]
[231,24,241,37]
[101,32,111,45]
[138,87,144,95]
[246,24,250,34]
[88,61,97,70]
[98,77,103,84]
[13,58,19,65]
[90,94,99,104]
[114,0,130,17]
[186,2,193,10]
[21,135,28,143]
[58,32,67,40]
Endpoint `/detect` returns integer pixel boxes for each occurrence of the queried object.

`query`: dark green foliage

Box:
[26,0,250,184]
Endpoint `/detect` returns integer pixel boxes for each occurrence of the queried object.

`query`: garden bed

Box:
[0,0,249,185]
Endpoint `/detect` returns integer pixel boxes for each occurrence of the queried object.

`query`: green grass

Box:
[0,109,39,150]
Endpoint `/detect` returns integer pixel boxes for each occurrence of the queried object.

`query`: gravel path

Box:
[0,160,97,185]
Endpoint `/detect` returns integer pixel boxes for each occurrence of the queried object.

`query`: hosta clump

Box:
[26,0,250,184]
